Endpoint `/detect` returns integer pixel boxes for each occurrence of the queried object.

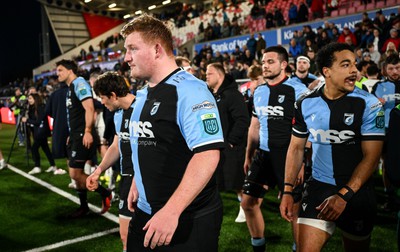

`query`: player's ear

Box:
[322,67,330,78]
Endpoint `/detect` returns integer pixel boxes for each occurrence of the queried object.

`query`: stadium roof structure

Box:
[37,0,205,20]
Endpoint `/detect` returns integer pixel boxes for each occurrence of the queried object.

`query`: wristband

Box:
[284,182,294,188]
[282,191,293,196]
[336,185,355,202]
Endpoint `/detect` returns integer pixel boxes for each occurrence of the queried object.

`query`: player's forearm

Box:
[245,120,260,160]
[95,139,120,175]
[84,107,95,132]
[162,149,220,216]
[284,149,304,185]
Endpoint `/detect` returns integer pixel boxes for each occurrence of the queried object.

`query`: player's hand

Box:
[83,132,93,149]
[243,157,252,175]
[316,194,347,221]
[280,193,294,222]
[143,207,179,249]
[127,179,138,212]
[86,172,100,191]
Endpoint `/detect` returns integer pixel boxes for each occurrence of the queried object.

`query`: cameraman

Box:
[8,87,27,146]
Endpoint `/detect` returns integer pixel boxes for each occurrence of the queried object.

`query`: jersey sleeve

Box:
[292,99,309,138]
[176,75,224,152]
[73,77,92,101]
[361,96,385,141]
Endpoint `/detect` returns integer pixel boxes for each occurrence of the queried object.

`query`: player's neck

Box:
[323,84,346,100]
[119,94,136,110]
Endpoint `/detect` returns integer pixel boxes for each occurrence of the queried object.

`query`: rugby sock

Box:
[76,189,88,208]
[95,184,111,198]
[292,242,297,251]
[251,237,265,252]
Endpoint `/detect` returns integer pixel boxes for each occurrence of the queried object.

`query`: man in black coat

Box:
[206,62,250,222]
[46,82,69,159]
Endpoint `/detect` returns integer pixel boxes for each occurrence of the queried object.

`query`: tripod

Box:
[7,115,30,168]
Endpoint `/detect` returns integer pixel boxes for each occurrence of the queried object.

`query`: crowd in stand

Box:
[1,7,400,251]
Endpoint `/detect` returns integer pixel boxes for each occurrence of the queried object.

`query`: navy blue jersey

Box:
[371,79,400,127]
[66,77,93,134]
[253,76,308,151]
[290,72,318,87]
[129,69,224,215]
[114,102,134,176]
[293,86,385,186]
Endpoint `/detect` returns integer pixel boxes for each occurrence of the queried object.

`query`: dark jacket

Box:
[26,104,50,140]
[211,74,249,147]
[45,83,69,158]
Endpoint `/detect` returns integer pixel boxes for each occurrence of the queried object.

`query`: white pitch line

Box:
[6,164,119,224]
[22,227,119,252]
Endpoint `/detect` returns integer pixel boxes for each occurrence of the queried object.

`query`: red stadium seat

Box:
[347,7,356,14]
[366,3,375,10]
[330,10,339,17]
[356,5,366,12]
[375,1,385,9]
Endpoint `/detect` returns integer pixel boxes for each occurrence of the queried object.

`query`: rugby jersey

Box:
[293,86,385,186]
[129,69,224,215]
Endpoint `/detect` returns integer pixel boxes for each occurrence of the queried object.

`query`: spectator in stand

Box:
[376,13,391,40]
[310,0,324,19]
[221,20,231,38]
[379,45,399,69]
[327,0,338,16]
[256,33,266,60]
[296,30,306,48]
[274,7,285,27]
[364,64,382,93]
[231,18,242,36]
[212,21,222,39]
[213,51,224,64]
[381,29,400,54]
[192,50,202,67]
[289,38,303,60]
[230,61,248,80]
[373,9,384,27]
[353,23,364,47]
[288,3,298,25]
[247,33,257,58]
[316,29,332,49]
[232,45,243,61]
[367,43,381,65]
[306,49,317,74]
[355,61,370,92]
[338,26,357,46]
[331,26,340,42]
[303,38,318,54]
[297,0,309,23]
[354,47,363,63]
[265,9,275,29]
[360,24,374,49]
[303,25,316,44]
[242,49,255,67]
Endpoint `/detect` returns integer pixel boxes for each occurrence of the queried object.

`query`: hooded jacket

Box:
[211,74,249,147]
